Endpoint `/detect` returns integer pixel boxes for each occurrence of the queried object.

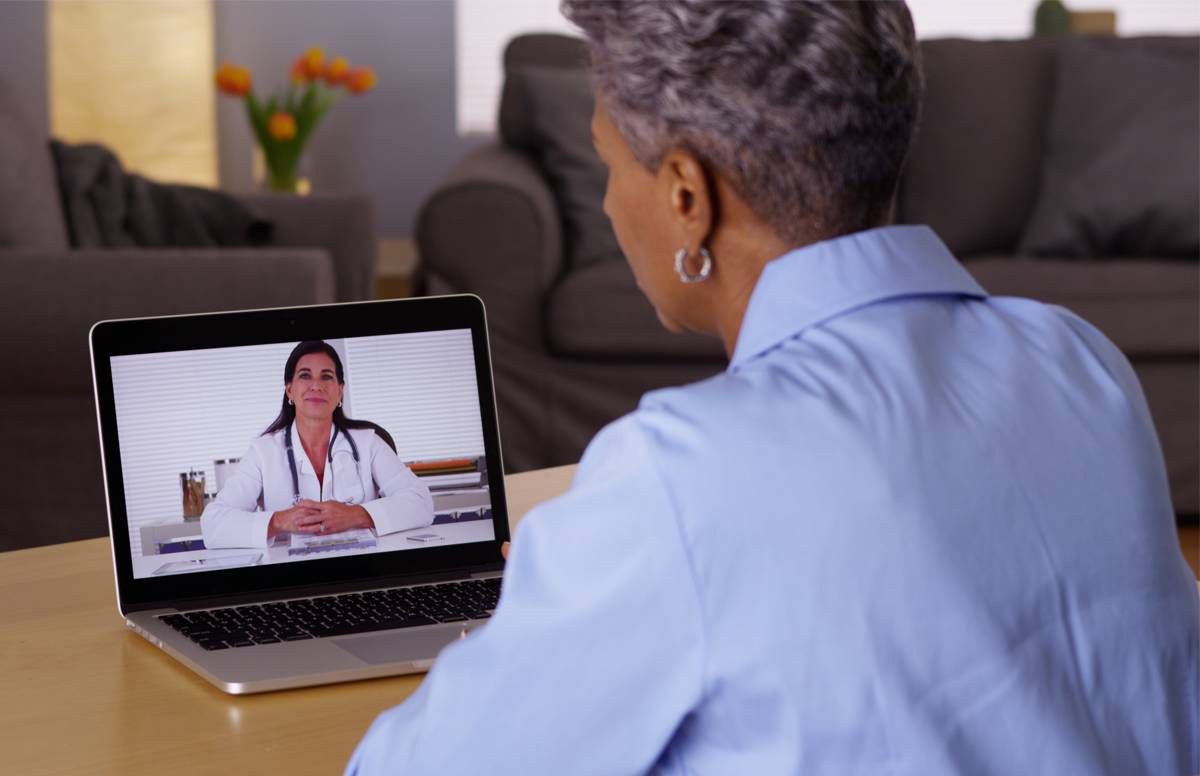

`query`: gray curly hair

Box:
[561,0,922,244]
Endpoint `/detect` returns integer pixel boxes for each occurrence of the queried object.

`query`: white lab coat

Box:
[201,424,434,549]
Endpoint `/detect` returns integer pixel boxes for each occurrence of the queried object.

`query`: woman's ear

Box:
[662,149,716,252]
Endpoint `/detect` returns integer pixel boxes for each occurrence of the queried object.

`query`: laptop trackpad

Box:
[334,626,460,665]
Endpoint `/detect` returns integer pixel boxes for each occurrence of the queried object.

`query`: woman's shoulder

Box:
[343,422,403,453]
[344,426,377,443]
[344,424,395,452]
[638,370,755,426]
[248,429,286,453]
[631,369,803,465]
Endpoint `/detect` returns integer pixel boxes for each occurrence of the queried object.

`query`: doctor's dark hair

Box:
[262,340,397,453]
[561,0,922,244]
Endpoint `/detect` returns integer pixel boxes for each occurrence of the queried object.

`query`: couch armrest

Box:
[238,192,376,302]
[416,143,563,349]
[0,248,335,394]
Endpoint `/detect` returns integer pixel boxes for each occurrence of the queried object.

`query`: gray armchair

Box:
[0,82,378,550]
[417,34,1199,516]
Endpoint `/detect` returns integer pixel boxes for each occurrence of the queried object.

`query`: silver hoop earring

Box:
[288,398,294,406]
[674,246,713,284]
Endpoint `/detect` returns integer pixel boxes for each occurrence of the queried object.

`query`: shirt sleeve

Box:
[361,434,435,536]
[345,415,706,775]
[200,444,273,549]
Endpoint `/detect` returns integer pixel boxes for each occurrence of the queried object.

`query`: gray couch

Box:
[0,81,378,550]
[419,34,1199,514]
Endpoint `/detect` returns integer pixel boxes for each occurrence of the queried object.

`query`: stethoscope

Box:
[284,421,362,506]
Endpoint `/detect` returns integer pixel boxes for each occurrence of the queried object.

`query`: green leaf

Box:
[298,83,319,121]
[244,93,269,147]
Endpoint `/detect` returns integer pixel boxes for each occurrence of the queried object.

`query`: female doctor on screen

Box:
[201,340,434,549]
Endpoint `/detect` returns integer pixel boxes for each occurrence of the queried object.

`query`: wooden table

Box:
[1179,522,1200,580]
[0,465,576,775]
[2,463,1195,774]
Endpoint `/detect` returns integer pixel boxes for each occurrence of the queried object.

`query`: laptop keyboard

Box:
[158,577,501,650]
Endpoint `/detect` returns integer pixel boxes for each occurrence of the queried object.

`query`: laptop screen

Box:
[92,297,509,610]
[113,330,495,580]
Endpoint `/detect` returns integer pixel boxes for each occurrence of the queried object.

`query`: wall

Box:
[906,0,1200,37]
[49,0,217,186]
[0,0,48,139]
[1,0,475,240]
[5,0,1196,238]
[455,0,1200,133]
[214,0,481,238]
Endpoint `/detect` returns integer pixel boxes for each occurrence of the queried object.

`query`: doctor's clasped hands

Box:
[267,500,374,539]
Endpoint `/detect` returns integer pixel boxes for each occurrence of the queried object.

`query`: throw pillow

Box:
[0,79,69,250]
[500,65,622,270]
[1018,37,1199,258]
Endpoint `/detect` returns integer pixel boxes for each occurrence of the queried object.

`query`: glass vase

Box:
[252,145,312,195]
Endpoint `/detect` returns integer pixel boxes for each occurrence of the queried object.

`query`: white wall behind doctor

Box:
[111,330,483,558]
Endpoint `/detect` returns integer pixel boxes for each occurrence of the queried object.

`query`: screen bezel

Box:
[91,295,509,613]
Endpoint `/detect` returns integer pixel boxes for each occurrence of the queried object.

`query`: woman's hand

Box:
[294,499,375,535]
[267,504,322,539]
[461,541,511,640]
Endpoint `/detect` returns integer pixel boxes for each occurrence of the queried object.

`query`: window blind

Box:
[344,330,485,463]
[455,0,577,134]
[112,343,294,557]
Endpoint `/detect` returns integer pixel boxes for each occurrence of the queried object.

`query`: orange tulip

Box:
[324,56,350,86]
[346,67,377,94]
[267,111,298,141]
[215,63,251,97]
[290,55,309,85]
[302,46,325,80]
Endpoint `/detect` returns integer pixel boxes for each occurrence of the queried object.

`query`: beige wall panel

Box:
[49,0,216,187]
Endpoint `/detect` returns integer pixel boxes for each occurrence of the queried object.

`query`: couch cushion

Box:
[546,259,726,361]
[963,256,1199,357]
[500,62,623,272]
[1018,37,1199,258]
[2,395,108,550]
[0,79,68,250]
[898,38,1057,256]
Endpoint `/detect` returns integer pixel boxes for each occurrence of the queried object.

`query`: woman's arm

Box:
[361,436,435,536]
[346,416,703,773]
[200,445,275,549]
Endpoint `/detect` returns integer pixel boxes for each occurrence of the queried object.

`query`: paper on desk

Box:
[152,553,262,576]
[288,528,377,555]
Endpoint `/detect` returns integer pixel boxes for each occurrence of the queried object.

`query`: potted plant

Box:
[216,47,377,193]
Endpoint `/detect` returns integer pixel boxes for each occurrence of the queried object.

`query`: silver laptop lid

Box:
[90,295,509,616]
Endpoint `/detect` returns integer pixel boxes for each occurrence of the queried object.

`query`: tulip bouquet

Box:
[216,48,377,193]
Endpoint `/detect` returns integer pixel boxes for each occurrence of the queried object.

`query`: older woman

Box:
[349,2,1197,774]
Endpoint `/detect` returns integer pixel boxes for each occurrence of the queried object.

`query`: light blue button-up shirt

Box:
[348,226,1199,775]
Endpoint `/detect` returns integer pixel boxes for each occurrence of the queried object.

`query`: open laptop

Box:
[90,295,510,694]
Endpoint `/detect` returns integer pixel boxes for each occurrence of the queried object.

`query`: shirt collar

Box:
[287,422,343,473]
[729,225,986,370]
